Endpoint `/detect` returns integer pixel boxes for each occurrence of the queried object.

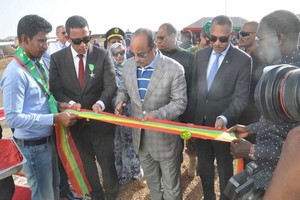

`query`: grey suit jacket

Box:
[185,45,252,127]
[115,52,187,160]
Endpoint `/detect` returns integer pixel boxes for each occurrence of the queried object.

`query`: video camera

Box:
[224,162,272,200]
[224,64,300,199]
[255,64,300,124]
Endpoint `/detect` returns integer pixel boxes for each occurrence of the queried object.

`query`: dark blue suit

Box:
[185,45,252,200]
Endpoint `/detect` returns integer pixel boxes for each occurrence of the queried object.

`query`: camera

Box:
[224,162,272,200]
[224,64,300,199]
[254,64,300,124]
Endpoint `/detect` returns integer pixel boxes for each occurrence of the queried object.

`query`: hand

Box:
[57,102,70,112]
[227,124,251,138]
[230,138,252,159]
[54,111,78,127]
[115,101,126,115]
[141,111,152,122]
[215,118,226,129]
[70,103,81,111]
[92,103,103,113]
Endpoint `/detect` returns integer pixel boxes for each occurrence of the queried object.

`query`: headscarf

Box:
[202,21,212,37]
[109,42,127,88]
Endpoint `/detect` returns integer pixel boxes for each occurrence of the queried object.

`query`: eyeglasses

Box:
[112,50,125,57]
[255,33,278,42]
[70,36,91,45]
[61,31,66,35]
[239,31,255,37]
[156,36,166,41]
[129,48,152,58]
[209,35,230,43]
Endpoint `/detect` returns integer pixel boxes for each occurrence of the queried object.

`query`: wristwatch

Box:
[248,144,257,160]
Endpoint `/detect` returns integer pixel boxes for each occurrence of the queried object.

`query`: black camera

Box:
[224,162,272,200]
[254,64,300,124]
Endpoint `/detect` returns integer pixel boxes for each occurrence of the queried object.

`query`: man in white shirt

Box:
[43,25,69,68]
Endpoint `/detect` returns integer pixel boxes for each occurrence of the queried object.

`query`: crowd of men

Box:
[0,9,300,200]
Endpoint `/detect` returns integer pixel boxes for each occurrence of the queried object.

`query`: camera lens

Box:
[254,64,300,124]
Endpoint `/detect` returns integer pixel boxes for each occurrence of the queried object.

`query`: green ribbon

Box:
[88,64,95,78]
[15,47,58,114]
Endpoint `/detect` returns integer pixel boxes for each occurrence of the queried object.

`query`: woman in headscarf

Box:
[109,42,141,185]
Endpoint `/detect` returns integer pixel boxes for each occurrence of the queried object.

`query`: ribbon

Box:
[55,125,91,195]
[14,47,58,114]
[0,105,243,187]
[67,109,243,173]
[68,109,235,141]
[0,107,4,121]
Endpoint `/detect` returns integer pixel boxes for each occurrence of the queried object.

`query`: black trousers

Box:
[196,138,233,200]
[0,126,15,200]
[70,120,119,200]
[0,176,15,200]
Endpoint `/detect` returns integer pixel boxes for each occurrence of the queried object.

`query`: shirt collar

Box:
[138,50,160,69]
[57,40,67,48]
[212,43,231,57]
[70,45,87,59]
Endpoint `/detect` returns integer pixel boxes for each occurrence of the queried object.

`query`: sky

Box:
[0,0,299,39]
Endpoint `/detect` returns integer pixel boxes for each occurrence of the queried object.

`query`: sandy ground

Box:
[0,58,222,199]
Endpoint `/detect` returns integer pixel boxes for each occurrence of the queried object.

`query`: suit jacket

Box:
[115,52,187,160]
[185,45,252,127]
[49,45,117,132]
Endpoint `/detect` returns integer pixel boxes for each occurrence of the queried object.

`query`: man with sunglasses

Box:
[49,15,119,200]
[43,25,69,68]
[238,21,258,55]
[237,22,267,165]
[43,24,77,200]
[115,28,187,200]
[185,15,252,200]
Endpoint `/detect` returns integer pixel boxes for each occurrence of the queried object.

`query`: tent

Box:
[183,16,248,32]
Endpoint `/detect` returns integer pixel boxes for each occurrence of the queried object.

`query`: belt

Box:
[13,135,52,147]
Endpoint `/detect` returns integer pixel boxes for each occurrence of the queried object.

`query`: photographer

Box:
[228,9,300,194]
[264,126,300,199]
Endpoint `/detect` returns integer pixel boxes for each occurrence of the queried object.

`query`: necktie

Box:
[207,53,221,90]
[78,54,84,89]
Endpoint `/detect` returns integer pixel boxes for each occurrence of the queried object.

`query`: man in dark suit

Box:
[156,22,197,176]
[185,15,252,200]
[49,15,119,200]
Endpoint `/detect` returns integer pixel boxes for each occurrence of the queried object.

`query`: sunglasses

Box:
[239,31,255,37]
[129,49,152,58]
[70,36,91,45]
[112,50,125,57]
[111,40,122,44]
[209,35,230,43]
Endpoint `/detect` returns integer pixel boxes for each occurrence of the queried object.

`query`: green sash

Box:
[15,47,58,114]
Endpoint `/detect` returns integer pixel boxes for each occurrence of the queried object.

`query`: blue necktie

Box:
[207,53,221,90]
